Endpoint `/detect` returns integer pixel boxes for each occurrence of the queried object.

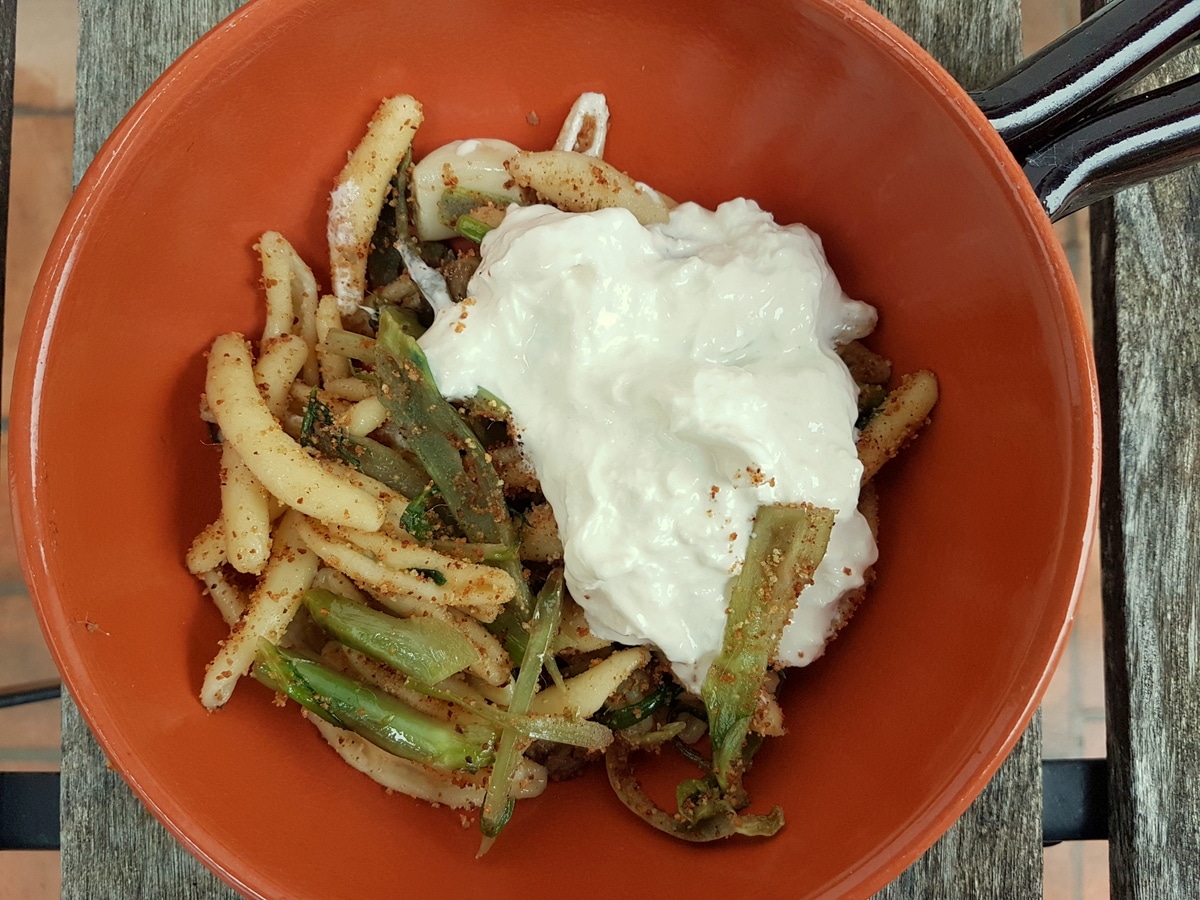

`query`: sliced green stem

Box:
[489,557,536,660]
[702,504,834,793]
[374,308,515,548]
[303,589,481,685]
[300,389,431,498]
[374,308,534,654]
[380,305,428,339]
[455,214,494,243]
[606,740,784,842]
[365,149,411,292]
[252,640,494,772]
[479,569,564,842]
[437,186,514,229]
[414,676,610,750]
[347,434,431,499]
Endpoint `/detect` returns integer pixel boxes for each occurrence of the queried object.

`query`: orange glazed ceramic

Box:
[10,1,1098,898]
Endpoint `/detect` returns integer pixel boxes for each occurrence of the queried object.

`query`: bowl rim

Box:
[9,0,1101,896]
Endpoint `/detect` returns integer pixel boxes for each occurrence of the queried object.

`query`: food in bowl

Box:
[189,92,937,850]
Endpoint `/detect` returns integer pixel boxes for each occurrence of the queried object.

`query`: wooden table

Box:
[58,0,1200,896]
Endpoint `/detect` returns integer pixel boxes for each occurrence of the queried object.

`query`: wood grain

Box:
[871,0,1022,89]
[62,0,1042,897]
[0,0,15,366]
[1085,0,1200,891]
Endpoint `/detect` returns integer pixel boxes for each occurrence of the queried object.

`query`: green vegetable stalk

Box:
[606,740,784,842]
[303,589,482,686]
[437,186,508,219]
[373,307,515,548]
[299,389,431,499]
[606,503,834,842]
[702,503,834,794]
[404,669,611,750]
[455,214,495,243]
[373,307,535,653]
[479,569,564,847]
[253,640,495,773]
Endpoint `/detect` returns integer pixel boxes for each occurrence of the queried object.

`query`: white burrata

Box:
[419,199,878,690]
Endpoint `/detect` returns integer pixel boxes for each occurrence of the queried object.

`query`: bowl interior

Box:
[12,0,1096,897]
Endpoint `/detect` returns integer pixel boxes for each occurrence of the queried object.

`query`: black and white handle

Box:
[971,0,1200,220]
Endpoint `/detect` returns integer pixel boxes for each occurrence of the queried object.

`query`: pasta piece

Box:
[489,444,540,495]
[529,647,651,718]
[858,480,879,540]
[371,590,436,618]
[315,295,353,383]
[205,332,385,532]
[323,328,376,361]
[186,519,226,575]
[441,672,513,708]
[552,596,611,655]
[321,377,375,402]
[293,517,515,621]
[316,458,411,534]
[255,230,320,385]
[308,713,484,809]
[253,333,309,419]
[306,713,547,809]
[329,94,423,314]
[289,248,321,386]
[201,510,319,708]
[340,527,514,615]
[443,614,514,687]
[506,150,675,225]
[837,339,892,386]
[257,231,298,343]
[410,139,523,242]
[857,370,939,484]
[343,395,389,437]
[311,565,370,603]
[196,568,247,626]
[220,443,272,575]
[553,92,609,158]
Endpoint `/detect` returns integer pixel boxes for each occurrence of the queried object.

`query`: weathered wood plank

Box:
[61,701,238,899]
[0,0,16,359]
[72,0,243,183]
[1085,0,1200,892]
[62,1,1041,898]
[871,0,1022,89]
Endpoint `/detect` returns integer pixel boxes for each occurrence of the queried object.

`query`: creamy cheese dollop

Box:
[419,199,878,690]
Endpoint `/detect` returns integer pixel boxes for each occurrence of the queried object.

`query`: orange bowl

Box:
[10,0,1097,897]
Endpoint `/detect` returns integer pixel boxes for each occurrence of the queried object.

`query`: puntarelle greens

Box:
[189,92,938,852]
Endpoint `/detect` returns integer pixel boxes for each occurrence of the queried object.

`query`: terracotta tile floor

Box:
[0,1,1108,897]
